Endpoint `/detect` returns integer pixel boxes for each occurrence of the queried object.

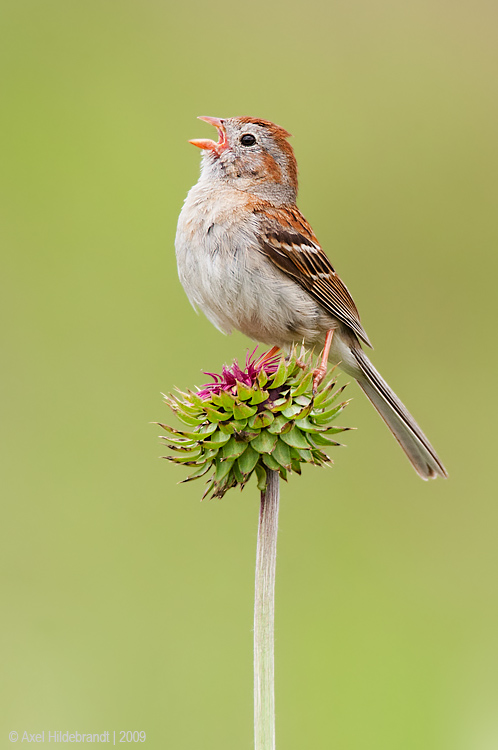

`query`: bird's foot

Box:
[312,329,335,394]
[312,364,328,394]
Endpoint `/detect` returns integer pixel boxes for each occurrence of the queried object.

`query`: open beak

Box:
[189,116,228,155]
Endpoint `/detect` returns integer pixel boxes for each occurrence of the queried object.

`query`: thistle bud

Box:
[158,348,351,499]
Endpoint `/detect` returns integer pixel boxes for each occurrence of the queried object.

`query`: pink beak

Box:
[189,116,228,155]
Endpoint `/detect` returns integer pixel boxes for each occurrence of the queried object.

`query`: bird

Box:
[175,116,447,480]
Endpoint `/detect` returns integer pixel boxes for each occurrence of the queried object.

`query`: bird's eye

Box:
[240,133,256,147]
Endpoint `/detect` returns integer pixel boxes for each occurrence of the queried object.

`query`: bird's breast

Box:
[175,182,332,347]
[176,184,260,332]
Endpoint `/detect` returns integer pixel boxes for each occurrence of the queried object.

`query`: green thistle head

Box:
[158,348,351,499]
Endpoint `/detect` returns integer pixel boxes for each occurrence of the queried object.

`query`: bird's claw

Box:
[312,365,328,394]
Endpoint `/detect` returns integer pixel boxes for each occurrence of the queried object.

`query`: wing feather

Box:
[254,205,372,347]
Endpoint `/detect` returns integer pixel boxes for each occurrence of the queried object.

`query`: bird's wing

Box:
[254,204,372,347]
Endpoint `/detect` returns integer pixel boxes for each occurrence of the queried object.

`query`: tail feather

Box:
[351,348,447,480]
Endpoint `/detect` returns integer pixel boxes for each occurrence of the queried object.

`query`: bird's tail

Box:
[350,347,447,480]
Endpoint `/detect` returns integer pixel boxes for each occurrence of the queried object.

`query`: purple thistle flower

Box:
[198,347,281,400]
[158,345,350,500]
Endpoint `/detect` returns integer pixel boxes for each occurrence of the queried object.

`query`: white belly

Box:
[175,182,333,348]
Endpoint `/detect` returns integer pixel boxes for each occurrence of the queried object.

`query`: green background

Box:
[2,1,497,747]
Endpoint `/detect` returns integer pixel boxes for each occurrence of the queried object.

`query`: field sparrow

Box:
[175,116,447,480]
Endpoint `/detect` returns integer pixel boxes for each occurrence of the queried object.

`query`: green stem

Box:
[254,469,280,750]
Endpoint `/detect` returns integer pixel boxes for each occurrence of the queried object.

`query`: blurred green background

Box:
[1,1,498,747]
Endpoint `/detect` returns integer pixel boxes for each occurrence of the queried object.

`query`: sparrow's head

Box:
[190,116,298,203]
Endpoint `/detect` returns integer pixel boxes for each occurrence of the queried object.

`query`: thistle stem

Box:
[254,469,280,750]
